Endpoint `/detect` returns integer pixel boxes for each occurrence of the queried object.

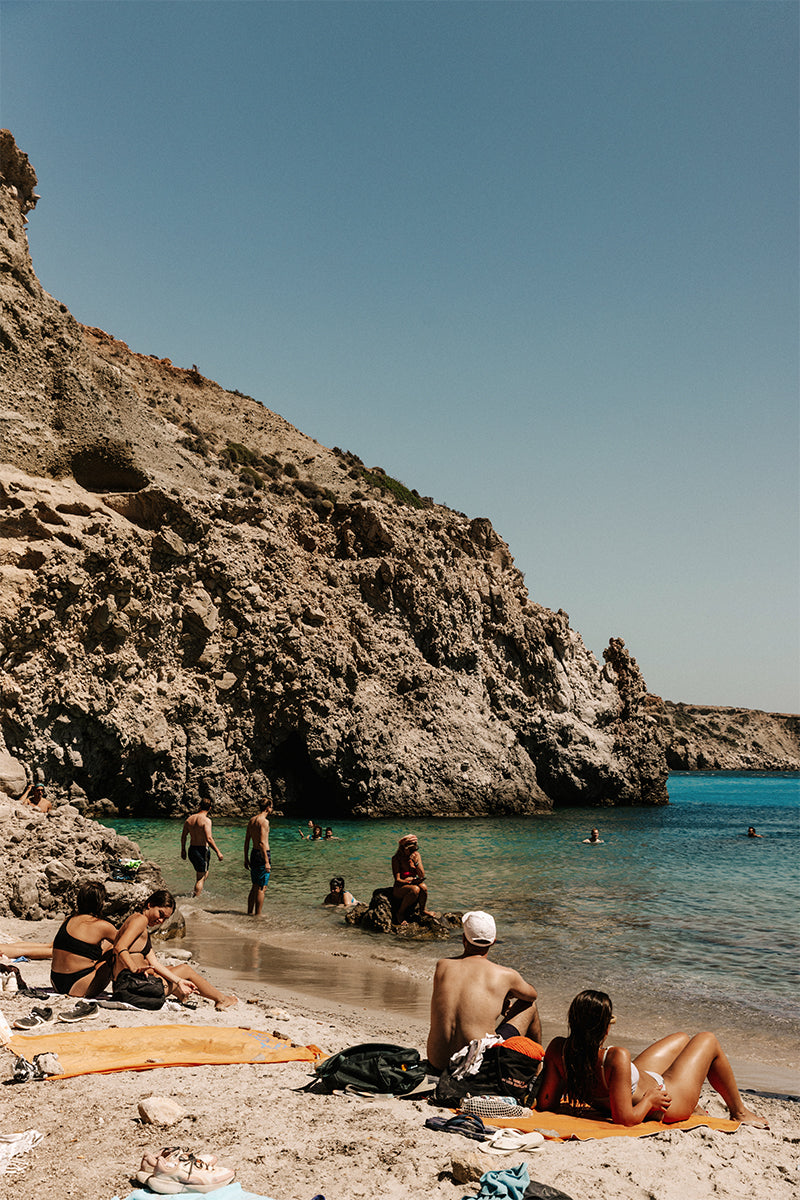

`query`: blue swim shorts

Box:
[250,850,271,889]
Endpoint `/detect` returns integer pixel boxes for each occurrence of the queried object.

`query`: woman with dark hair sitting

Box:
[112,890,236,1011]
[536,989,767,1128]
[50,881,117,997]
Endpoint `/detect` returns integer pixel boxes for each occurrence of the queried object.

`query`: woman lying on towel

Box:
[112,889,236,1011]
[536,989,767,1128]
[50,881,117,997]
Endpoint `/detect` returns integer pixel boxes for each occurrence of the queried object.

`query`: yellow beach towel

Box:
[484,1109,740,1142]
[9,1025,323,1079]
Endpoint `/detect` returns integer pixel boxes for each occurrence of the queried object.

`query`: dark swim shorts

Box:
[250,849,271,888]
[495,1020,522,1040]
[188,845,211,874]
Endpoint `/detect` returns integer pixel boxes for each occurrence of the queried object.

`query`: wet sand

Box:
[182,909,800,1097]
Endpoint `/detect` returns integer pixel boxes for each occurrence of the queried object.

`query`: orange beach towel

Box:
[484,1110,740,1142]
[9,1025,323,1080]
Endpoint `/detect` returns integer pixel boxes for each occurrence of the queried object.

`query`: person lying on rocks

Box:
[50,881,117,997]
[112,889,237,1010]
[391,833,436,924]
[426,910,541,1074]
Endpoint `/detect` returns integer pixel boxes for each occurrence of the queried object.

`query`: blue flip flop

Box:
[425,1113,488,1141]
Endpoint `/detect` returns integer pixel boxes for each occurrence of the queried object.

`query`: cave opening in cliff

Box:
[267,732,344,818]
[71,448,149,493]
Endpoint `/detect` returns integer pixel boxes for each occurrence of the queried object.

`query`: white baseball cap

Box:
[462,910,496,946]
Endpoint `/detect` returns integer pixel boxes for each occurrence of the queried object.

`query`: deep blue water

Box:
[110,772,799,1065]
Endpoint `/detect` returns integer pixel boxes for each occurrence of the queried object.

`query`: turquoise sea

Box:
[110,772,799,1086]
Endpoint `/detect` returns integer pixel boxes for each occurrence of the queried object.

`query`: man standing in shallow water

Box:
[426,910,542,1073]
[181,799,224,897]
[244,798,272,916]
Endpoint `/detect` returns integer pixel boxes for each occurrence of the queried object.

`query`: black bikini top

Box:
[53,917,106,962]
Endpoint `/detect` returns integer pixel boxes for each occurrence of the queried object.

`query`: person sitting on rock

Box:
[50,881,118,997]
[391,833,435,924]
[18,782,52,814]
[323,876,357,906]
[112,889,236,1010]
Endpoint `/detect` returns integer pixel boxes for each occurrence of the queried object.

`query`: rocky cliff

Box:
[653,701,799,772]
[0,131,668,818]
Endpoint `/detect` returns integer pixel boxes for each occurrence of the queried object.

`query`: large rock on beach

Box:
[0,796,164,920]
[0,130,671,820]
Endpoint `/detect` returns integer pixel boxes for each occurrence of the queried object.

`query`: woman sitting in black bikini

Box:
[50,881,117,997]
[112,889,236,1011]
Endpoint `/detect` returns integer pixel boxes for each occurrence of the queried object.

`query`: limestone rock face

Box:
[0,131,669,818]
[651,701,799,772]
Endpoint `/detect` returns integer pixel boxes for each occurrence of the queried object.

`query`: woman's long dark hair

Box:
[563,989,613,1106]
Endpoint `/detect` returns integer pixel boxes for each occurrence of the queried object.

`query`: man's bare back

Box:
[245,810,270,860]
[183,810,213,846]
[244,801,272,916]
[427,912,540,1072]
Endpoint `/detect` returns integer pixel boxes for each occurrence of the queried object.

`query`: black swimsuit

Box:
[50,917,112,993]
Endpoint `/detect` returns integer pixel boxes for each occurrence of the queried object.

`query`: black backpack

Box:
[304,1042,427,1095]
[433,1043,542,1107]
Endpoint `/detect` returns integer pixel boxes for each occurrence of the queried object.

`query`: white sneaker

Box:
[135,1149,234,1194]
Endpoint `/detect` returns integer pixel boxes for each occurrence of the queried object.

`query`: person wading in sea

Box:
[244,798,272,916]
[181,799,224,897]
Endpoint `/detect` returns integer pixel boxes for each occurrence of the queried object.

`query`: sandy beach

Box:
[0,912,798,1200]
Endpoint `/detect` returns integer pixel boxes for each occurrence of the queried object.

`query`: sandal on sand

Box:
[424,1114,488,1142]
[12,1006,53,1031]
[484,1128,545,1154]
[58,1000,99,1023]
[135,1149,234,1194]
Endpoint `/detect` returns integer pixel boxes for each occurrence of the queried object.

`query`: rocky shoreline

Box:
[0,790,165,921]
[653,701,799,772]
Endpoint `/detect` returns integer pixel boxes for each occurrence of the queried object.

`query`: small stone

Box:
[451,1151,487,1184]
[137,1095,187,1125]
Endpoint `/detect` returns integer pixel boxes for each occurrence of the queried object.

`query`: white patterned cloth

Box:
[0,1130,44,1175]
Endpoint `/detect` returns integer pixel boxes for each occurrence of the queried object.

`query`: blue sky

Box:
[2,1,797,712]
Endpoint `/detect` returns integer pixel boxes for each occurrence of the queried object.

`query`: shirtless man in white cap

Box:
[426,910,541,1073]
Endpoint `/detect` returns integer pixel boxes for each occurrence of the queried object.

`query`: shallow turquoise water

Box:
[110,772,799,1060]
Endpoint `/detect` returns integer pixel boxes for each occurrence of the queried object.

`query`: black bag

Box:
[434,1043,542,1107]
[112,968,166,1010]
[304,1042,426,1095]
